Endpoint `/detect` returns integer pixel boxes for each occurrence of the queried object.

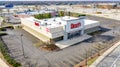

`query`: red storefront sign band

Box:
[71,22,81,29]
[34,22,50,32]
[46,28,50,32]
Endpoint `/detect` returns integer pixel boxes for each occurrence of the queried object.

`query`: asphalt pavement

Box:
[2,29,95,67]
[1,15,120,67]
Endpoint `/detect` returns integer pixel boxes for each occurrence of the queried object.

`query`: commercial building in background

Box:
[1,9,56,23]
[20,15,100,42]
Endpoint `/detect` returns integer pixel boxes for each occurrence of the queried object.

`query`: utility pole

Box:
[21,34,25,58]
[113,26,116,35]
[84,47,88,66]
[98,42,101,56]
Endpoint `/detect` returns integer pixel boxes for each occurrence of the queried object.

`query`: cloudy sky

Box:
[0,0,120,1]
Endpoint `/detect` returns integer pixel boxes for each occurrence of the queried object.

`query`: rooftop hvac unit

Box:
[59,22,61,24]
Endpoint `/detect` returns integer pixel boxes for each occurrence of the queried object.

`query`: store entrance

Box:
[68,30,81,39]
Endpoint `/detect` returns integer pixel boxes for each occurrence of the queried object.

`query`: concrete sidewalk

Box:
[0,58,9,67]
[90,41,120,67]
[55,34,91,49]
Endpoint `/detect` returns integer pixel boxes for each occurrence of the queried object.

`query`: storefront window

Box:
[68,30,81,39]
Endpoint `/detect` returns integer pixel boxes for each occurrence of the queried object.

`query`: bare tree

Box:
[81,47,93,66]
[92,42,105,56]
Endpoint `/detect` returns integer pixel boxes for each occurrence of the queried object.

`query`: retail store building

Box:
[20,16,100,42]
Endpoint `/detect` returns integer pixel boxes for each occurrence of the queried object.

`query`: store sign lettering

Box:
[46,28,50,32]
[71,22,81,29]
[34,22,40,26]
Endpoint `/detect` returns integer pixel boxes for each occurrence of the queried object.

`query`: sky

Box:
[0,0,120,1]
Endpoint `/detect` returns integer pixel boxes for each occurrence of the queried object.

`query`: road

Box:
[97,43,120,67]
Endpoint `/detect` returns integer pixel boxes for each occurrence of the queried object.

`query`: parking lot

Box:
[1,15,120,67]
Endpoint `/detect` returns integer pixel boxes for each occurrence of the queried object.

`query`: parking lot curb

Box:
[0,58,9,67]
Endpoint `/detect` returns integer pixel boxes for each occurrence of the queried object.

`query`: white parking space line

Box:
[111,54,120,67]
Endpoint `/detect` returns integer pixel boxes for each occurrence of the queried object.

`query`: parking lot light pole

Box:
[21,34,25,58]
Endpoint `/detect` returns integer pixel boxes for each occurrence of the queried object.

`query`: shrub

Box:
[78,14,86,17]
[5,26,14,29]
[34,13,52,19]
[58,11,64,17]
[41,40,59,51]
[0,32,7,36]
[0,28,6,31]
[96,12,102,14]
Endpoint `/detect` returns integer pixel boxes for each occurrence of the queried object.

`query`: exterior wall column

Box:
[63,25,68,41]
[63,32,68,41]
[81,29,84,35]
[81,19,85,35]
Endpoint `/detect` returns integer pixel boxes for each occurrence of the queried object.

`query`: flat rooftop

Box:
[22,16,99,29]
[36,16,99,29]
[34,16,80,28]
[60,16,79,21]
[84,19,99,25]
